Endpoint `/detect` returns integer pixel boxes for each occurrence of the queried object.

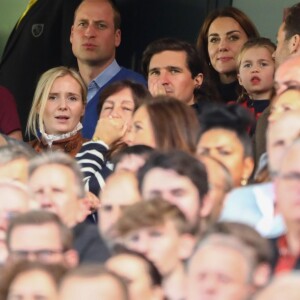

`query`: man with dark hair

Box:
[6,211,78,268]
[70,0,146,138]
[137,150,209,232]
[141,37,206,114]
[273,2,300,67]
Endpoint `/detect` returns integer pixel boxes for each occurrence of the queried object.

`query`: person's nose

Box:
[58,98,68,111]
[84,23,96,38]
[218,37,229,52]
[159,70,171,85]
[124,125,134,146]
[134,234,150,256]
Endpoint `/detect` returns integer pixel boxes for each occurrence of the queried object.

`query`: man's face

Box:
[99,171,141,238]
[187,245,251,300]
[9,223,66,264]
[273,23,291,68]
[29,164,80,227]
[142,168,201,226]
[59,275,126,300]
[275,143,300,224]
[274,57,300,95]
[70,0,121,68]
[0,186,29,255]
[148,50,202,105]
[267,113,300,175]
[123,220,187,276]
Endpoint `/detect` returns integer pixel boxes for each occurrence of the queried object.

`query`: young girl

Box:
[237,37,276,120]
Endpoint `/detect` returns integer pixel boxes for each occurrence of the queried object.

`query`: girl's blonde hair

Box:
[26,66,87,139]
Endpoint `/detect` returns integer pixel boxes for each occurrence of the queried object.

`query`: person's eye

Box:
[48,95,57,100]
[197,148,209,156]
[228,34,239,41]
[97,23,107,30]
[102,205,112,212]
[243,63,251,68]
[149,70,160,76]
[219,149,231,156]
[134,123,142,132]
[78,21,87,28]
[103,106,113,111]
[149,229,162,237]
[52,188,63,193]
[260,62,269,67]
[122,106,133,112]
[129,234,140,242]
[209,37,219,44]
[170,68,181,74]
[69,96,80,102]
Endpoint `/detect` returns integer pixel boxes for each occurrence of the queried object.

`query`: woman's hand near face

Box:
[93,116,128,147]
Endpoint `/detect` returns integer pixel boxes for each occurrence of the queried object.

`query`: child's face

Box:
[238,47,275,99]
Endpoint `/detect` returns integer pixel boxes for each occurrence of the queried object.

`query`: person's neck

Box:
[248,90,272,100]
[219,72,237,84]
[163,262,186,300]
[285,222,300,256]
[78,58,115,86]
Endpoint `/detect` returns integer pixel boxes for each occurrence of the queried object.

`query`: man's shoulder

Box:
[113,67,147,84]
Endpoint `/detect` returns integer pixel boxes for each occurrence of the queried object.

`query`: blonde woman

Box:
[26,67,87,157]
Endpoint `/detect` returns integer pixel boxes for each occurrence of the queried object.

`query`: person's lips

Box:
[251,76,261,85]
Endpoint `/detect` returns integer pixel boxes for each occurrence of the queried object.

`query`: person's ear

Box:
[115,29,121,48]
[70,25,74,44]
[193,73,204,88]
[252,263,272,288]
[76,198,91,223]
[178,233,196,260]
[289,34,300,54]
[64,249,79,268]
[199,194,213,218]
[241,157,254,185]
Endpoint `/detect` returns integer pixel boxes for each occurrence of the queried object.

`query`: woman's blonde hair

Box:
[26,66,87,139]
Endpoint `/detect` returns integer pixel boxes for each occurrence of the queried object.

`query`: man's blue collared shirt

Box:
[87,60,121,103]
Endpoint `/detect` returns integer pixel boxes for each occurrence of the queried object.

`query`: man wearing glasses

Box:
[6,210,78,268]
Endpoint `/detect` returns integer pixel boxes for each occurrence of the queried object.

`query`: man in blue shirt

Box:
[70,0,146,138]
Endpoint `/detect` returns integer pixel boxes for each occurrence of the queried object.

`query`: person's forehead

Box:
[150,50,189,67]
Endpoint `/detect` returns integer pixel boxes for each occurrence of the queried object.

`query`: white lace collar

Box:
[40,123,82,147]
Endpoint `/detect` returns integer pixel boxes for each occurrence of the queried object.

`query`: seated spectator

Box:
[98,170,141,244]
[28,152,110,263]
[76,80,150,196]
[26,67,87,157]
[187,223,271,300]
[106,247,164,300]
[221,110,300,238]
[126,96,200,153]
[141,37,216,115]
[0,86,22,141]
[268,86,300,123]
[197,104,254,187]
[112,145,154,173]
[59,265,129,300]
[6,211,78,268]
[0,180,32,265]
[0,143,35,183]
[0,261,66,300]
[236,37,275,121]
[114,199,196,300]
[137,150,208,232]
[272,137,300,273]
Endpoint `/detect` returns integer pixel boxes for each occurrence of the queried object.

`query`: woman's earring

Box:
[240,177,248,186]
